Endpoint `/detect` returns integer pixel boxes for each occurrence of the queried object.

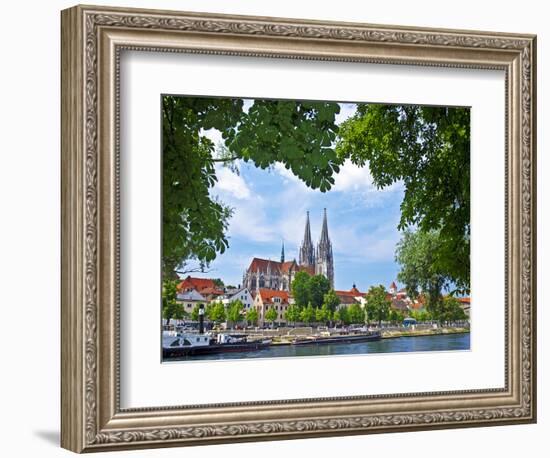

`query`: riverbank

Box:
[381,327,469,339]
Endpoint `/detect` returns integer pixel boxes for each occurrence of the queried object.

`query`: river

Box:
[165,332,470,362]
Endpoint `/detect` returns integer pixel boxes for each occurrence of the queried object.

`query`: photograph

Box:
[161,95,471,362]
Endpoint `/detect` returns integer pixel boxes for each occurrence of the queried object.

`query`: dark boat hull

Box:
[163,341,270,358]
[292,333,381,346]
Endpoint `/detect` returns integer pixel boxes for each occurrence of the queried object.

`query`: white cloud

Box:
[332,160,374,192]
[214,167,251,200]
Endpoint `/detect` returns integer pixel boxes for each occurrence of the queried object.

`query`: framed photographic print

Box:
[61,4,537,453]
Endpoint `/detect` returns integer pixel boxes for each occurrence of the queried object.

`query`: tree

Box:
[284,304,301,326]
[365,285,391,325]
[300,303,316,324]
[388,309,405,325]
[308,275,331,308]
[265,307,278,327]
[162,96,342,277]
[315,303,330,324]
[226,300,244,328]
[438,296,467,323]
[246,308,259,326]
[291,271,311,308]
[162,280,183,325]
[395,230,453,317]
[413,309,431,322]
[334,307,350,325]
[210,302,226,323]
[291,273,331,309]
[212,278,225,289]
[204,303,215,321]
[322,290,340,312]
[337,105,470,292]
[348,303,365,324]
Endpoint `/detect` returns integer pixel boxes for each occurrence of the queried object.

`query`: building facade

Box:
[242,210,334,292]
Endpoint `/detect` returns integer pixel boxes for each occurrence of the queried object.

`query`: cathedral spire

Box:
[316,208,334,288]
[319,208,330,244]
[303,211,312,245]
[281,240,285,263]
[299,211,315,267]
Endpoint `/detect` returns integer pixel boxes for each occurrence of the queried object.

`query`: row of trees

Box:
[163,276,467,327]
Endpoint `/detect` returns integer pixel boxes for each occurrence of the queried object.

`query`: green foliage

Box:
[395,230,452,316]
[212,278,225,289]
[291,271,311,308]
[437,296,468,323]
[337,105,470,291]
[315,303,331,323]
[348,303,366,324]
[291,273,331,308]
[322,290,340,312]
[284,304,301,325]
[300,303,316,324]
[308,275,331,308]
[334,306,350,325]
[365,285,391,325]
[246,307,259,326]
[225,100,342,192]
[162,280,183,324]
[162,96,342,277]
[388,309,405,324]
[162,97,241,277]
[265,307,278,325]
[204,303,215,320]
[226,300,244,326]
[409,308,431,322]
[210,302,226,323]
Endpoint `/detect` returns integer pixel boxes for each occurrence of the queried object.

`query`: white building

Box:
[176,289,206,314]
[216,287,255,310]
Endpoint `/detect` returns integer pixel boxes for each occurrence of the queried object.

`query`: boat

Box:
[162,331,271,358]
[292,331,381,346]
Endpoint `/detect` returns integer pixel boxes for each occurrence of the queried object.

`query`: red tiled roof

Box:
[280,260,297,274]
[177,276,216,292]
[200,287,224,296]
[458,297,471,304]
[256,288,290,304]
[248,258,281,274]
[335,286,365,298]
[247,258,314,276]
[337,295,359,305]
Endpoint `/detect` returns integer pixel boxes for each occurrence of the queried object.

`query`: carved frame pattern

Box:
[61,4,536,453]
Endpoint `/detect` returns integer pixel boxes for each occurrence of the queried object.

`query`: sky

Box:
[189,101,405,292]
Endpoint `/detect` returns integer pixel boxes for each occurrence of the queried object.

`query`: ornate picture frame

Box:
[61,4,536,453]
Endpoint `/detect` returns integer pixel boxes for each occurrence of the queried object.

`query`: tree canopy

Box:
[291,272,331,308]
[365,285,391,325]
[162,96,341,277]
[337,104,470,291]
[395,229,452,315]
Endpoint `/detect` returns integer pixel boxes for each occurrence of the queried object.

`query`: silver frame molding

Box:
[61,4,537,453]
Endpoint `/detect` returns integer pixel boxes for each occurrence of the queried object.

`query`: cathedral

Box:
[242,209,334,292]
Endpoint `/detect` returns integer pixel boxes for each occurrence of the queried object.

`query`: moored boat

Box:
[163,331,271,358]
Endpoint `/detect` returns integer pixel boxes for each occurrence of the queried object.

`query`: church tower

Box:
[315,208,334,288]
[299,211,315,267]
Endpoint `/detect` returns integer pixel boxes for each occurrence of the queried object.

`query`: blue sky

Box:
[196,102,405,292]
